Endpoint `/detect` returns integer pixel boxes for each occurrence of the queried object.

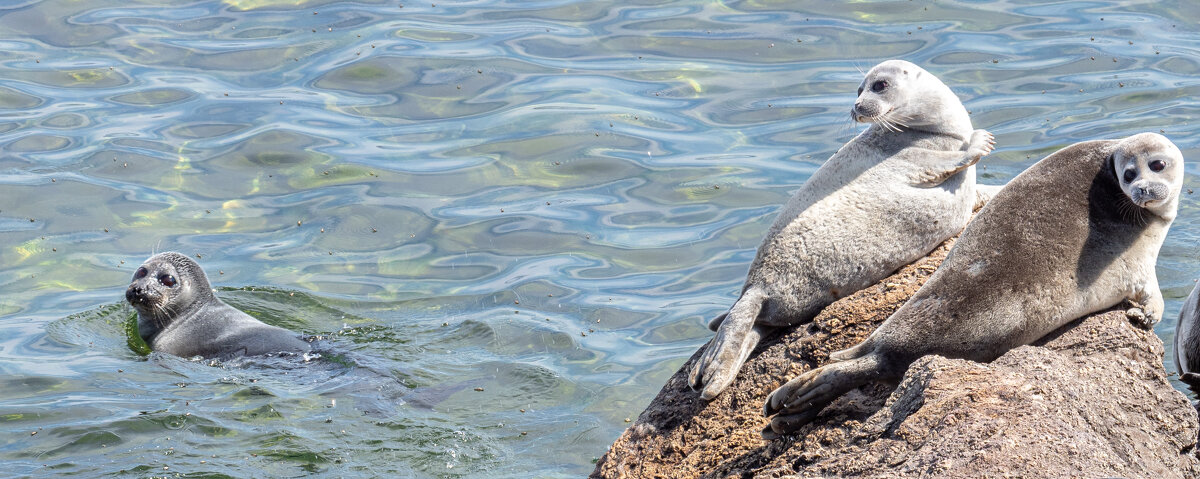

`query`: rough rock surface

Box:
[592,239,1200,478]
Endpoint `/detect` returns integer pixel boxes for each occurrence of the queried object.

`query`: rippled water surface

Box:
[2,1,1200,476]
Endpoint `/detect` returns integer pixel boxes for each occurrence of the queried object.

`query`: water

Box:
[1,0,1199,476]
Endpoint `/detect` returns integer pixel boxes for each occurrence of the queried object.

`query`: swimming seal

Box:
[689,59,996,399]
[763,132,1184,437]
[125,252,311,359]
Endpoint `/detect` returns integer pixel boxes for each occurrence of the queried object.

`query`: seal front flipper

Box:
[912,129,995,186]
[689,285,767,400]
[1126,276,1164,330]
[762,354,885,438]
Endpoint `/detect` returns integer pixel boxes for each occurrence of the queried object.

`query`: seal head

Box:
[127,252,214,344]
[1113,133,1182,217]
[852,60,972,139]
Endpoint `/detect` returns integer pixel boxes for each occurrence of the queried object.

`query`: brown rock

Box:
[593,239,1200,478]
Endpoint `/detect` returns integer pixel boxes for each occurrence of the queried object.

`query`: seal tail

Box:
[762,353,883,439]
[689,284,768,400]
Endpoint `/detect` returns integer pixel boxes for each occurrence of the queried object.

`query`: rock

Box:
[592,239,1200,478]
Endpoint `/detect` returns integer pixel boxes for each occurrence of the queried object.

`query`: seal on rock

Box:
[1174,282,1200,393]
[125,252,311,359]
[689,59,997,399]
[764,132,1184,437]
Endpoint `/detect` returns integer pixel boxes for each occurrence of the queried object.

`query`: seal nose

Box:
[126,286,142,304]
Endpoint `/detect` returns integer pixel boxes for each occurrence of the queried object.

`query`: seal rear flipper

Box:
[688,285,768,400]
[690,324,769,401]
[1181,372,1200,394]
[762,354,882,438]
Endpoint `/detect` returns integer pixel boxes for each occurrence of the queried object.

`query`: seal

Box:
[763,132,1184,437]
[689,59,996,399]
[1174,282,1200,394]
[125,252,311,359]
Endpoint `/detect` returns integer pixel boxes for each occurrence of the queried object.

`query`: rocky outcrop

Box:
[593,239,1200,478]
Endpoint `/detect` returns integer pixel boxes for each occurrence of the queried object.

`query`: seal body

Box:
[689,60,996,399]
[1174,282,1200,393]
[125,252,311,359]
[763,133,1184,437]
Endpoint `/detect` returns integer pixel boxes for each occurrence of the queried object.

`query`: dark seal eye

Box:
[1149,159,1166,172]
[857,86,864,96]
[871,80,889,93]
[1123,169,1137,183]
[134,267,148,280]
[158,274,177,287]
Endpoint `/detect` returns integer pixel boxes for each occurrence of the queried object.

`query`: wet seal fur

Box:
[126,252,311,359]
[763,133,1184,437]
[689,60,997,399]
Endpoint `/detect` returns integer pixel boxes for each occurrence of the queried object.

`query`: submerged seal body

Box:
[764,133,1184,437]
[689,59,996,399]
[125,252,311,359]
